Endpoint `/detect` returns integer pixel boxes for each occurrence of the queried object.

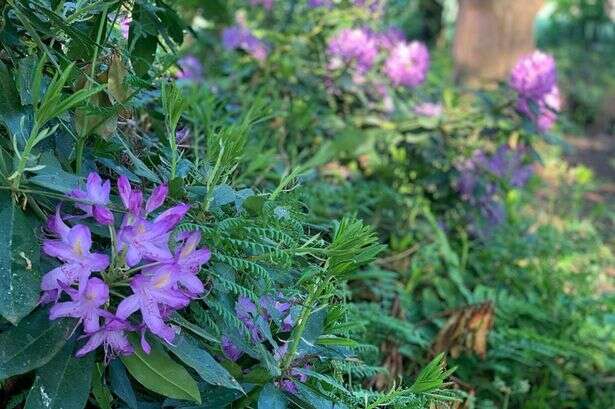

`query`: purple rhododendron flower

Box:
[221,335,243,361]
[116,274,190,345]
[376,27,405,51]
[177,55,204,82]
[222,25,269,61]
[49,277,110,333]
[327,28,378,74]
[383,41,429,88]
[41,224,109,293]
[414,102,442,117]
[145,231,211,297]
[69,172,113,225]
[509,50,557,100]
[516,85,561,132]
[76,317,133,360]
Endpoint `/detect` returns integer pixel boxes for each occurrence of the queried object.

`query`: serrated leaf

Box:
[24,339,95,409]
[258,383,287,409]
[0,192,42,324]
[121,335,201,403]
[0,309,73,380]
[166,334,243,392]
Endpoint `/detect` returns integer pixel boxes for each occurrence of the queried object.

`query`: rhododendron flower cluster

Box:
[509,51,560,132]
[40,172,211,360]
[383,41,430,88]
[457,145,533,233]
[220,295,310,394]
[222,24,269,61]
[326,26,430,90]
[327,28,379,74]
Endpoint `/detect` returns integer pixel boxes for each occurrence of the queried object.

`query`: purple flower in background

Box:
[222,25,269,61]
[327,28,378,74]
[516,85,561,132]
[414,102,442,117]
[383,41,429,88]
[177,55,204,82]
[375,27,405,51]
[481,145,534,187]
[277,379,299,394]
[145,230,211,296]
[76,317,133,360]
[116,274,190,345]
[119,15,131,39]
[176,127,191,144]
[221,335,243,361]
[69,172,113,225]
[235,296,264,342]
[41,224,109,293]
[49,277,110,333]
[250,0,274,9]
[509,51,557,100]
[308,0,332,8]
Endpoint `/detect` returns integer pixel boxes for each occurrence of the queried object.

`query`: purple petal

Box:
[153,203,190,229]
[116,295,140,319]
[67,225,93,254]
[49,301,81,320]
[76,332,105,357]
[221,335,243,361]
[145,184,168,214]
[117,176,132,209]
[47,207,70,241]
[93,205,114,225]
[86,253,110,272]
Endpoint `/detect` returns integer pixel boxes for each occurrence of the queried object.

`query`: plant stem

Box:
[281,279,321,370]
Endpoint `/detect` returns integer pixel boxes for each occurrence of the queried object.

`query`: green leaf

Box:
[0,192,42,324]
[0,309,73,380]
[166,334,243,392]
[109,360,138,409]
[121,335,201,403]
[0,61,29,145]
[258,383,287,409]
[24,339,95,409]
[92,363,113,409]
[128,3,158,78]
[29,152,83,193]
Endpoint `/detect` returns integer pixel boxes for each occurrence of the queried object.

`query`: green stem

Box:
[281,280,321,370]
[12,124,40,190]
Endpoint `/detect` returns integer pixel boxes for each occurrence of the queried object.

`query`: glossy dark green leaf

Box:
[24,340,95,409]
[92,362,113,409]
[29,152,83,194]
[258,383,287,409]
[0,192,42,324]
[0,309,73,379]
[156,1,184,44]
[109,360,138,409]
[166,334,243,392]
[0,60,28,145]
[121,335,201,403]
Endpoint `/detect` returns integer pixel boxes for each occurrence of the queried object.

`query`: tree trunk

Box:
[453,0,545,86]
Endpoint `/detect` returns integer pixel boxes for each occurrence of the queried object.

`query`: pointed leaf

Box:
[121,335,201,403]
[109,360,138,409]
[24,339,95,409]
[166,334,243,392]
[0,192,42,324]
[0,309,73,380]
[258,383,287,409]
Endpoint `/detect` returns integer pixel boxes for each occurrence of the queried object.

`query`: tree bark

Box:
[453,0,545,86]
